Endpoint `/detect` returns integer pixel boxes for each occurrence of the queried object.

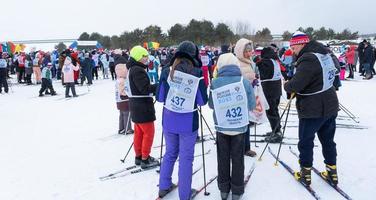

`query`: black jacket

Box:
[127,57,158,123]
[363,45,374,64]
[257,47,282,99]
[284,41,339,119]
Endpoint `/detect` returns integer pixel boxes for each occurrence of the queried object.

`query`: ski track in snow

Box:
[0,74,375,200]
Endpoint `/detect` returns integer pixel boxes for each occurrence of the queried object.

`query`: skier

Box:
[114,50,133,135]
[0,53,9,93]
[126,45,158,169]
[234,38,257,157]
[284,31,339,186]
[209,53,256,200]
[39,63,57,97]
[256,47,286,143]
[62,57,79,98]
[156,41,207,200]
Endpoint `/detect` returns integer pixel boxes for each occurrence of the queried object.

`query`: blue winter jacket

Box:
[209,65,256,135]
[157,60,208,133]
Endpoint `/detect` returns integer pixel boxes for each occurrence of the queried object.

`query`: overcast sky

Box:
[1,0,375,41]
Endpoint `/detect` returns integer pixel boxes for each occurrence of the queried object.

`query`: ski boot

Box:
[232,194,242,200]
[245,149,257,157]
[220,192,229,200]
[321,164,338,186]
[294,166,312,186]
[265,132,283,143]
[141,156,159,169]
[135,156,142,166]
[126,129,134,135]
[158,184,177,198]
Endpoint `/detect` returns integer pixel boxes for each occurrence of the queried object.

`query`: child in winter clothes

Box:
[39,63,56,97]
[157,41,208,200]
[209,53,256,200]
[126,46,158,169]
[62,57,79,97]
[114,51,133,135]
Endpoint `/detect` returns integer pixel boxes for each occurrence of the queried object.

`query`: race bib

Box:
[212,78,249,128]
[165,70,201,113]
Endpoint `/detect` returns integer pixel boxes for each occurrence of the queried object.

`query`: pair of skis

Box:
[100,150,212,181]
[157,162,256,199]
[99,164,160,181]
[268,147,352,200]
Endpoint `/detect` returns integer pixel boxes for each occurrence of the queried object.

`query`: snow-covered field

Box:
[0,74,375,200]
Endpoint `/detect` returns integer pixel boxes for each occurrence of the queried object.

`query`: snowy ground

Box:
[0,73,375,200]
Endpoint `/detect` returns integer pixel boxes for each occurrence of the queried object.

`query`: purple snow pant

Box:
[159,129,197,200]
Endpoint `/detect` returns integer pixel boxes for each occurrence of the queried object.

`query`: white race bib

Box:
[125,68,153,98]
[261,59,282,82]
[200,55,210,66]
[212,78,249,128]
[298,53,336,96]
[164,70,201,113]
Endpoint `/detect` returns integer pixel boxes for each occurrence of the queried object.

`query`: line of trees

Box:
[76,19,360,50]
[282,27,359,41]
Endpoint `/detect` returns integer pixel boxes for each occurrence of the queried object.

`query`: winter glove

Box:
[252,79,259,87]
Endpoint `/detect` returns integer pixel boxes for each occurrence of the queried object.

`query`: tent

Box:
[69,40,103,50]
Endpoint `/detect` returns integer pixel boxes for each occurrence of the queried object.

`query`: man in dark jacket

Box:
[363,42,374,80]
[126,45,159,169]
[284,31,339,187]
[80,53,93,85]
[357,41,365,75]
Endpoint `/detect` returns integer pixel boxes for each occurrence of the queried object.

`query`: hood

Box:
[127,57,148,70]
[64,57,72,65]
[174,59,196,75]
[261,47,278,60]
[297,40,328,59]
[234,38,253,63]
[217,64,242,77]
[114,54,128,66]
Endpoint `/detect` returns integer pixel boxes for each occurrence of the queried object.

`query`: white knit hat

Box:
[217,53,240,70]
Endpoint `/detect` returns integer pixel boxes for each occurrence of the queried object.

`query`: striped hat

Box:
[290,31,310,46]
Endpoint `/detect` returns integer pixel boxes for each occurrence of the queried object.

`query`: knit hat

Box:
[216,53,240,70]
[289,31,310,46]
[130,46,148,62]
[170,41,202,67]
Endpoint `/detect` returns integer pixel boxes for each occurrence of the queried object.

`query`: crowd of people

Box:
[0,32,373,199]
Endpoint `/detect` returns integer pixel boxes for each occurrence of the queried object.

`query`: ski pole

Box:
[254,124,258,148]
[339,103,359,123]
[339,103,356,118]
[258,93,295,161]
[198,108,216,141]
[158,131,164,170]
[199,106,210,196]
[120,142,134,163]
[274,100,292,166]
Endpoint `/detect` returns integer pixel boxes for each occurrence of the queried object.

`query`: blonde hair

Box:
[170,58,193,81]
